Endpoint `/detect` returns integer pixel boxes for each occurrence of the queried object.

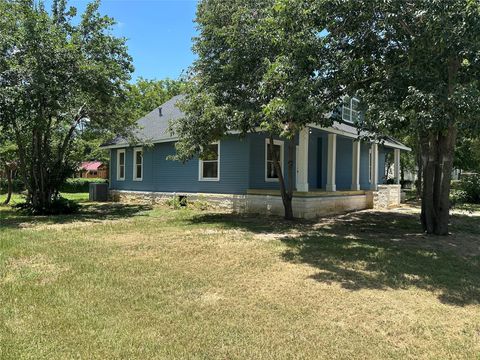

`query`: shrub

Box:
[59,178,108,193]
[458,174,480,204]
[15,197,80,215]
[400,180,413,189]
[165,195,188,209]
[0,178,25,194]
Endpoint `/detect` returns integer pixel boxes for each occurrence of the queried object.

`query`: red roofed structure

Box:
[77,161,109,179]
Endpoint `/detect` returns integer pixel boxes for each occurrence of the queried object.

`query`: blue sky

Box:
[50,0,199,81]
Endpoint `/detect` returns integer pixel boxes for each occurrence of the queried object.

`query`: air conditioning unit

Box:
[89,183,109,202]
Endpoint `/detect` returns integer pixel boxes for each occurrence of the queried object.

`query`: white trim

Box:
[351,140,361,191]
[116,149,126,181]
[370,143,379,190]
[394,148,401,184]
[296,128,309,192]
[198,142,220,182]
[326,133,337,192]
[368,148,373,183]
[265,138,284,182]
[133,147,143,181]
[307,123,412,151]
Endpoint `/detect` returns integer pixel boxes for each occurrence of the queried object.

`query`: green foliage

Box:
[455,137,480,172]
[324,0,480,234]
[122,78,186,121]
[172,0,340,161]
[14,196,80,215]
[458,175,480,204]
[0,0,133,214]
[324,0,480,138]
[0,179,24,194]
[59,178,107,193]
[165,195,188,210]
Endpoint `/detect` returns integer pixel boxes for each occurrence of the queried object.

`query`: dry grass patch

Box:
[0,200,479,359]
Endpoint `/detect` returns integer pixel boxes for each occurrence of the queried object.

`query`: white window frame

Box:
[265,138,284,182]
[342,96,360,123]
[198,142,220,182]
[133,147,143,181]
[117,149,126,181]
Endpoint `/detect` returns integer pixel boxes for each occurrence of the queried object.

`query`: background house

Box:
[77,161,109,179]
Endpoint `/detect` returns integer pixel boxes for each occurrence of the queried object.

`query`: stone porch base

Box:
[109,185,401,219]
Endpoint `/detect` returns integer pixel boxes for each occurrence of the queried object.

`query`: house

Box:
[77,161,109,179]
[101,95,410,218]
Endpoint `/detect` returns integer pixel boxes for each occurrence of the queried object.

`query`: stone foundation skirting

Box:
[109,190,247,212]
[374,185,402,209]
[110,189,403,219]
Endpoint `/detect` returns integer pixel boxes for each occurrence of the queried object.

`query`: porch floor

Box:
[247,189,366,198]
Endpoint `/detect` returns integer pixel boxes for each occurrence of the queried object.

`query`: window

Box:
[342,96,360,123]
[133,147,143,181]
[199,142,220,181]
[117,149,125,181]
[265,139,284,182]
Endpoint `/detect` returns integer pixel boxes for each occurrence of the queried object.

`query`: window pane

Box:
[202,161,218,178]
[267,161,279,179]
[202,144,218,161]
[342,108,351,122]
[120,165,125,179]
[351,98,360,111]
[136,165,142,179]
[136,151,142,165]
[267,144,281,161]
[119,152,125,166]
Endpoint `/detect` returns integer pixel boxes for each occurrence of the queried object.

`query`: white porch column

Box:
[326,133,337,192]
[370,143,379,190]
[351,140,361,191]
[394,148,401,184]
[296,127,309,192]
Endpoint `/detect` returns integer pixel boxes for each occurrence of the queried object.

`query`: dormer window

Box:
[342,96,360,123]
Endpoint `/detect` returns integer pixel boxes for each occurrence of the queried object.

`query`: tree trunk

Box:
[269,135,294,220]
[420,126,457,235]
[3,168,13,205]
[432,126,456,235]
[420,133,437,234]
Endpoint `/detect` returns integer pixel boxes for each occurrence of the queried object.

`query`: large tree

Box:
[324,0,480,234]
[0,0,133,213]
[172,0,341,219]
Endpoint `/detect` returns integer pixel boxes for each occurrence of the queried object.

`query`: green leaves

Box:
[0,0,133,213]
[175,0,340,160]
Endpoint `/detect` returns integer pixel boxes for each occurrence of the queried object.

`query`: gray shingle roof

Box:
[102,94,185,147]
[103,94,410,151]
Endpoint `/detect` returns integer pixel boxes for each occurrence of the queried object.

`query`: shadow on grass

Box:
[189,210,480,307]
[0,202,152,230]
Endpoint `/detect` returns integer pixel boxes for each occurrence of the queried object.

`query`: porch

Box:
[293,125,405,193]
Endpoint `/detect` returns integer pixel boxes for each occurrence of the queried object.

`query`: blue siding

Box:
[111,135,250,194]
[248,133,297,190]
[109,130,392,194]
[336,136,353,190]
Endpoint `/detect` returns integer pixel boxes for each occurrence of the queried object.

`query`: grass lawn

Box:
[1,194,480,359]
